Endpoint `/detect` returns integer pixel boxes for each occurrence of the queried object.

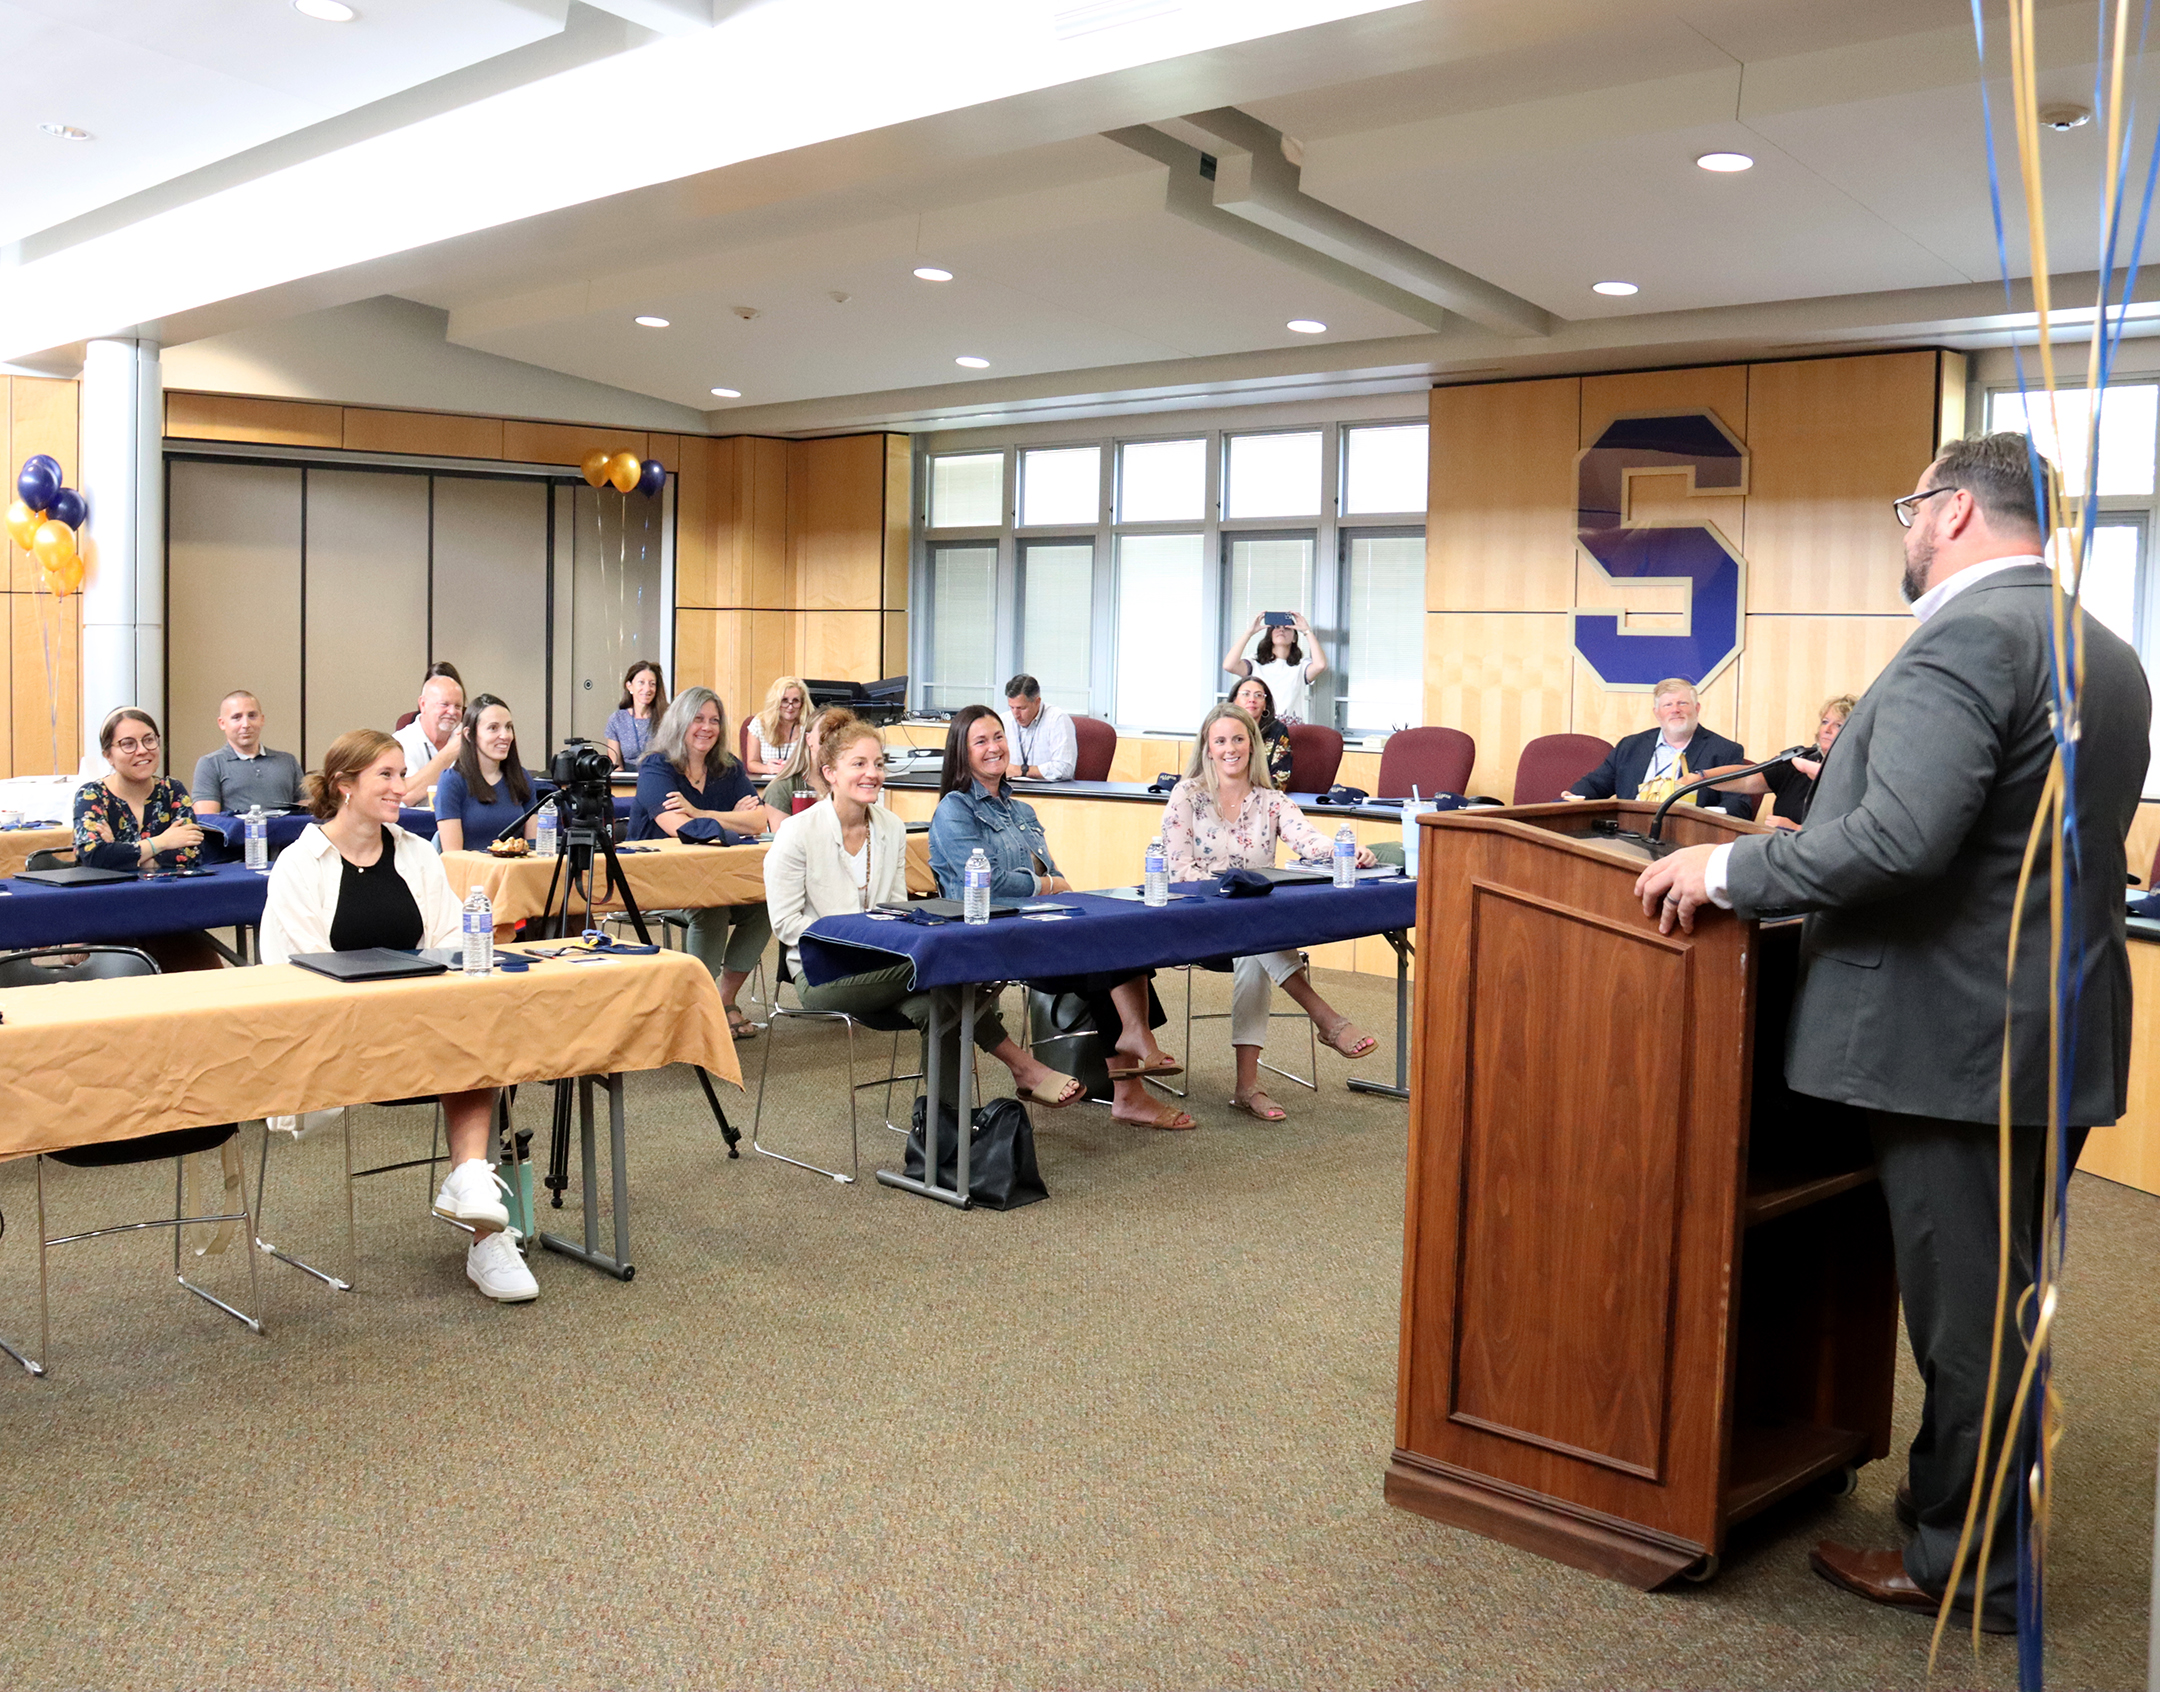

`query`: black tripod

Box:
[511,788,742,1223]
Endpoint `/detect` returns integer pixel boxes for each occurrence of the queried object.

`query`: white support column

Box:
[78,338,163,761]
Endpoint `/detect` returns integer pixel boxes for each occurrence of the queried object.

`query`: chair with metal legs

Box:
[253,1093,529,1293]
[750,957,924,1184]
[1147,955,1319,1101]
[0,945,264,1377]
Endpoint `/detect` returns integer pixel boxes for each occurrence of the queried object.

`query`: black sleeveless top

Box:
[328,826,425,951]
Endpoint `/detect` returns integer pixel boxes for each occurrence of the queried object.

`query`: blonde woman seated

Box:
[1163,702,1378,1122]
[765,719,1084,1112]
[760,704,857,831]
[259,729,534,1304]
[747,674,808,777]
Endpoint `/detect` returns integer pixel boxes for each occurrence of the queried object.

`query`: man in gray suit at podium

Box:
[1637,432,2150,1633]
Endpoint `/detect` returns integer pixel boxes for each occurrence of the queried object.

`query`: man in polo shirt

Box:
[191,690,305,813]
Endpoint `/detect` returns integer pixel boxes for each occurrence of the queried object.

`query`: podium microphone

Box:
[1645,745,1812,849]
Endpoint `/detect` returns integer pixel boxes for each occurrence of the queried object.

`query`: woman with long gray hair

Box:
[629,686,772,1037]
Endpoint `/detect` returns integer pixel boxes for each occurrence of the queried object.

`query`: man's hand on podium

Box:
[1636,845,1718,934]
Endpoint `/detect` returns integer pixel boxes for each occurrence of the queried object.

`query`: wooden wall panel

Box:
[165,391,342,448]
[736,438,793,609]
[1580,366,1749,447]
[500,421,647,467]
[800,610,883,681]
[2127,800,2160,886]
[673,608,719,696]
[884,433,912,613]
[1736,614,1913,757]
[1425,612,1573,799]
[12,589,76,778]
[790,435,886,611]
[1428,379,1578,612]
[882,610,909,679]
[12,378,79,595]
[1745,353,1936,615]
[670,436,718,609]
[342,408,504,460]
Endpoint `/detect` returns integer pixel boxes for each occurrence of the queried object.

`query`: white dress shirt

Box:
[1701,552,2048,908]
[999,701,1078,782]
[392,720,455,789]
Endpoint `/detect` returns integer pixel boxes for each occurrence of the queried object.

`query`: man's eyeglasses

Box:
[1892,486,1960,529]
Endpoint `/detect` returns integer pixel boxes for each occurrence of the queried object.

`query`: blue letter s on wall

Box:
[1572,411,1748,690]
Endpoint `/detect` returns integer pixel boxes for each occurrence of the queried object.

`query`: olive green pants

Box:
[795,962,1010,1108]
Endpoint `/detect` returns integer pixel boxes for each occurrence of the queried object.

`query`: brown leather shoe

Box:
[1894,1482,1917,1533]
[1809,1542,2015,1635]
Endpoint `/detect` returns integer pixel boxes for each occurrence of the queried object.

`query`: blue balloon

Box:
[49,487,86,529]
[25,454,60,479]
[635,458,666,499]
[16,461,58,512]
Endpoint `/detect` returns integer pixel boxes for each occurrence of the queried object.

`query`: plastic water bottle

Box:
[1333,823,1357,888]
[462,888,493,975]
[243,804,269,872]
[1144,837,1169,907]
[963,848,992,924]
[535,806,558,859]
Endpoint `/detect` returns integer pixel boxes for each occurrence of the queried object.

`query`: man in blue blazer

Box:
[1562,678,1754,819]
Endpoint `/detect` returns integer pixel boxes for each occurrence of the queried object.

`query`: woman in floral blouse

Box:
[75,707,205,871]
[1231,674,1295,791]
[1161,701,1378,1121]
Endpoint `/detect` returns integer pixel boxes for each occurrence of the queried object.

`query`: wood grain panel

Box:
[1736,614,1913,760]
[800,610,883,680]
[884,433,912,611]
[1745,353,1936,615]
[645,432,683,474]
[12,589,77,777]
[500,421,646,467]
[342,408,504,461]
[1454,885,1690,1476]
[673,608,719,695]
[1424,613,1572,800]
[11,377,79,595]
[1580,367,1748,449]
[882,610,909,679]
[163,390,342,449]
[2126,799,2160,887]
[791,435,886,610]
[1573,658,1739,755]
[670,436,718,609]
[745,610,797,710]
[1428,379,1579,612]
[2080,940,2160,1193]
[734,438,793,608]
[0,597,14,778]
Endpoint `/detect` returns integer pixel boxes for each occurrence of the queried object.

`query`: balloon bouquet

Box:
[6,454,86,598]
[6,453,85,772]
[578,449,666,692]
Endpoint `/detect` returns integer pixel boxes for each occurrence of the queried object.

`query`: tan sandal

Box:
[1317,1018,1376,1060]
[1106,1052,1184,1080]
[1115,1103,1196,1131]
[1229,1091,1287,1122]
[1017,1071,1085,1109]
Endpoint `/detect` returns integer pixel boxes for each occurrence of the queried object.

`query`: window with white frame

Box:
[915,417,1428,738]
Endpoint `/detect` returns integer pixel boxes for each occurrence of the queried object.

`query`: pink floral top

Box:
[1162,778,1331,881]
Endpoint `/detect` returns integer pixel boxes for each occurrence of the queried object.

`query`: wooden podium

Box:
[1387,801,1897,1587]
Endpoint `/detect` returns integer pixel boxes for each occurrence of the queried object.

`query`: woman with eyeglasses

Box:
[75,707,205,872]
[1229,674,1294,791]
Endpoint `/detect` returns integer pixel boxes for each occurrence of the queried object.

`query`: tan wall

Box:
[1426,350,1959,802]
[163,390,910,731]
[3,376,82,778]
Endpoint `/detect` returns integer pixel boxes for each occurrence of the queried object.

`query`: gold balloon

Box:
[5,499,42,551]
[580,448,612,488]
[606,450,642,494]
[31,519,74,571]
[46,555,83,598]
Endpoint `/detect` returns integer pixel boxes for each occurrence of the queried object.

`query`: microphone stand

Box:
[1637,747,1810,854]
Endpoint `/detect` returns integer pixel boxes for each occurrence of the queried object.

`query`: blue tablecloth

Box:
[0,861,269,948]
[196,807,440,857]
[798,876,1417,991]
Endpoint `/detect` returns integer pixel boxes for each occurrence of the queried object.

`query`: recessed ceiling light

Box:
[710,387,742,399]
[634,315,670,328]
[293,0,356,19]
[955,355,991,369]
[1286,319,1328,334]
[37,123,90,141]
[1591,281,1639,296]
[1695,151,1754,173]
[913,266,954,282]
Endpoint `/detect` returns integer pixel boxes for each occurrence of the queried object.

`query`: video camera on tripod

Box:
[544,737,615,835]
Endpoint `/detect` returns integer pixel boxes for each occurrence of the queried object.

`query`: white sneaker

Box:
[433,1158,510,1233]
[466,1230,538,1303]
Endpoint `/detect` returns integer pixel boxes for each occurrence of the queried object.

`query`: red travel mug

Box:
[792,792,817,814]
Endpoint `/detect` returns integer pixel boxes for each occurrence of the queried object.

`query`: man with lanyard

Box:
[1562,677,1753,818]
[1000,674,1078,782]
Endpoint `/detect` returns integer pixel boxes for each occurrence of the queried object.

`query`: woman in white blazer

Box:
[763,720,1082,1111]
[260,728,534,1304]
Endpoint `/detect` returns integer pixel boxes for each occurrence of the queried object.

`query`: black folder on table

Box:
[13,865,138,887]
[894,898,1022,921]
[288,948,449,983]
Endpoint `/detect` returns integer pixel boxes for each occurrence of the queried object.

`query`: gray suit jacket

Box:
[1724,564,2150,1126]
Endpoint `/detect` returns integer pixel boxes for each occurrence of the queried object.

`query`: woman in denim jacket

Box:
[929,705,1194,1131]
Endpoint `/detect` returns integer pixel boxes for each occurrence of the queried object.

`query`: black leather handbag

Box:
[905,1096,1048,1209]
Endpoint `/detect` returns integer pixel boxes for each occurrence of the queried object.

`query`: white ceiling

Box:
[13,0,2154,435]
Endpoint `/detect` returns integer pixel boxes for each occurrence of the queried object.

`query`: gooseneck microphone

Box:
[1645,745,1813,848]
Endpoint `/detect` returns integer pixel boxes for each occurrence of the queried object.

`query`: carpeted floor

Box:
[0,965,2151,1691]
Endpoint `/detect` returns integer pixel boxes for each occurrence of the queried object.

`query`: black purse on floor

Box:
[905,1096,1048,1210]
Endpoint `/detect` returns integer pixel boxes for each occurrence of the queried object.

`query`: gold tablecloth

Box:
[0,946,737,1160]
[440,834,936,923]
[0,826,74,880]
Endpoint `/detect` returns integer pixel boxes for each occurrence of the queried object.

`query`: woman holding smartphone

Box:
[1223,611,1328,726]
